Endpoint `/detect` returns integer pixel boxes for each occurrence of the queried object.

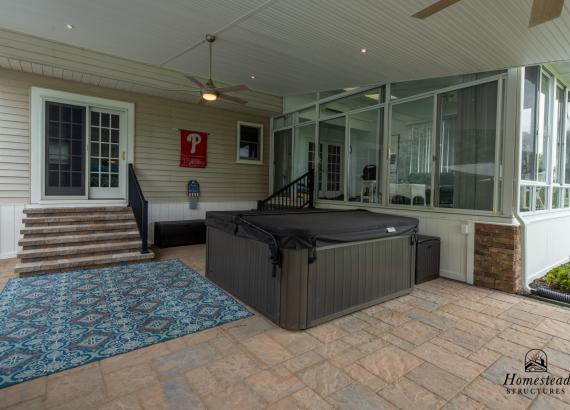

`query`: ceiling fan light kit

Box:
[169,33,250,105]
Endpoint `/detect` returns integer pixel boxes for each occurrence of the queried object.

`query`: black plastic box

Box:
[154,219,206,248]
[415,235,440,284]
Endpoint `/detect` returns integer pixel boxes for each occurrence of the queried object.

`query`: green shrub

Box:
[544,263,570,291]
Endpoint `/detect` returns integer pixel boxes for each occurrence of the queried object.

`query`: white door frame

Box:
[31,87,135,205]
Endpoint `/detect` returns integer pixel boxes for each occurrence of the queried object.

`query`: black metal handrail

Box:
[128,164,149,253]
[258,169,314,211]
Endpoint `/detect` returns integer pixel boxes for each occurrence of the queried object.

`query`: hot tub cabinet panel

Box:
[206,227,281,324]
[207,227,415,330]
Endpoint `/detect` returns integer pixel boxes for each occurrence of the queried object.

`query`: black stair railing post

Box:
[128,163,149,254]
[141,199,149,253]
[308,168,315,208]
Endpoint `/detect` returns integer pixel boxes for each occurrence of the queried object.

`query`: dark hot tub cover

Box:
[205,209,418,250]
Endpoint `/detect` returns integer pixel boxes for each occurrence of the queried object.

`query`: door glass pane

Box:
[436,81,498,211]
[348,109,381,203]
[45,101,85,196]
[537,73,551,182]
[389,97,433,206]
[521,66,539,181]
[90,110,121,189]
[318,117,345,200]
[273,129,293,191]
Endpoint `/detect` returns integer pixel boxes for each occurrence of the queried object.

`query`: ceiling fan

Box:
[170,34,249,104]
[413,0,564,28]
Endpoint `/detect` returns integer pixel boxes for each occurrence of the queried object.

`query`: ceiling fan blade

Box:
[219,94,248,105]
[184,75,205,88]
[412,0,462,19]
[166,89,201,93]
[214,84,249,93]
[529,0,564,27]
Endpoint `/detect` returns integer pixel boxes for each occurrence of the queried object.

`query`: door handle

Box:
[122,152,126,160]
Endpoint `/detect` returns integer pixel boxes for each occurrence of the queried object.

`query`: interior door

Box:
[273,129,293,192]
[44,101,86,197]
[88,108,126,199]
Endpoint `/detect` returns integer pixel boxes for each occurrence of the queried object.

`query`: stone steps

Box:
[18,230,141,247]
[20,221,137,236]
[23,213,135,226]
[18,240,142,261]
[16,206,154,275]
[15,251,154,275]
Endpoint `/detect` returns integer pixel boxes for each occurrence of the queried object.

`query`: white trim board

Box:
[30,87,135,205]
[0,204,24,260]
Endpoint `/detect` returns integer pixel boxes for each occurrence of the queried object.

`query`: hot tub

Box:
[205,209,418,330]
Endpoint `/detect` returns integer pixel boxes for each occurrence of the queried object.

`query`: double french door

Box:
[44,101,126,200]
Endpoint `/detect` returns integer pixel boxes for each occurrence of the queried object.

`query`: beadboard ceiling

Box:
[1,0,570,96]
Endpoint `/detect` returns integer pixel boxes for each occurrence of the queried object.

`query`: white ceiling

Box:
[1,0,570,95]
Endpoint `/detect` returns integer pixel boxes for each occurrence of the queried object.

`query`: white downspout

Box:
[512,67,530,293]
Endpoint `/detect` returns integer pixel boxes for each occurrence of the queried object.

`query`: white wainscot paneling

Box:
[524,212,570,285]
[0,204,24,260]
[148,201,257,244]
[416,217,470,283]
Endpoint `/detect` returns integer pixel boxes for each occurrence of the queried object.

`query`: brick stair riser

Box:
[19,232,141,248]
[21,223,138,237]
[20,247,143,263]
[16,252,155,275]
[23,216,135,226]
[24,207,130,216]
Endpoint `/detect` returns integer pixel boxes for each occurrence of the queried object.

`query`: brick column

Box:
[474,223,522,293]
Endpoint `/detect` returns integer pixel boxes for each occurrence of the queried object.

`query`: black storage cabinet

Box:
[415,235,440,284]
[154,220,206,248]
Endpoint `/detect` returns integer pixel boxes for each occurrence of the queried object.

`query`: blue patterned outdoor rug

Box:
[0,259,252,388]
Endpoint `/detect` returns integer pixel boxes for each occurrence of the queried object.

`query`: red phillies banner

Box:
[180,129,208,168]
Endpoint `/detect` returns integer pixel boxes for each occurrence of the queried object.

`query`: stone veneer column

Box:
[474,223,522,293]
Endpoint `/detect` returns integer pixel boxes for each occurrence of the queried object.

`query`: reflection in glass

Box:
[521,66,539,181]
[348,109,381,203]
[520,185,532,212]
[318,117,345,201]
[436,81,498,211]
[273,129,293,191]
[389,97,433,206]
[537,73,551,182]
[320,89,381,118]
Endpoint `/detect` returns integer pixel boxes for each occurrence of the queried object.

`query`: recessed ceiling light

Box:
[250,75,256,79]
[360,48,367,54]
[66,24,75,29]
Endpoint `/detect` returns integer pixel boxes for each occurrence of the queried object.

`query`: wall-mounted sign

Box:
[180,129,208,168]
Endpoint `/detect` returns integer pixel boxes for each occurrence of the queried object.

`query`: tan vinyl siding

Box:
[0,67,271,204]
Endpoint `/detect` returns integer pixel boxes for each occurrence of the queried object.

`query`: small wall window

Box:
[237,121,263,164]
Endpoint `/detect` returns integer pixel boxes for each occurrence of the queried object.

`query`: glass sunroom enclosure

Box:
[272,65,570,219]
[272,70,508,215]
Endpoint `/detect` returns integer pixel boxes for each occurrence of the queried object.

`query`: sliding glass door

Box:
[45,102,86,196]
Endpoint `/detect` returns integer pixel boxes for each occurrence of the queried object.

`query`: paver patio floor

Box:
[1,245,570,409]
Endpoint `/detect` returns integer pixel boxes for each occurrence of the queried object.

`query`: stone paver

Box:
[2,244,570,409]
